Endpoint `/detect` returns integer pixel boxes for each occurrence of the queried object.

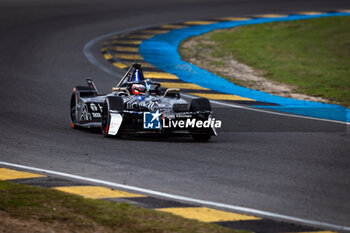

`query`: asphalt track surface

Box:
[1,0,350,229]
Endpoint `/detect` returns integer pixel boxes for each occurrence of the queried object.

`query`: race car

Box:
[70,63,217,141]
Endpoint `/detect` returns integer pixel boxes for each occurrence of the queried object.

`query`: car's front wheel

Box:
[101,96,124,137]
[190,98,212,141]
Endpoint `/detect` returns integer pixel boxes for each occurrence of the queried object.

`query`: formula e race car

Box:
[70,63,217,141]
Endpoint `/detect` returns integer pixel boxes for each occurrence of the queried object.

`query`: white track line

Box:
[83,26,349,126]
[1,161,349,232]
[80,19,350,231]
[83,24,164,76]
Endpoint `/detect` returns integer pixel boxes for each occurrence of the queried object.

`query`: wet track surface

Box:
[1,0,350,228]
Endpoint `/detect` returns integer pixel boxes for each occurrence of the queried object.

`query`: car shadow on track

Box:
[109,135,214,143]
[72,126,214,143]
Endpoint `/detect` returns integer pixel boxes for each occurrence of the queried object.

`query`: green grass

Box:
[182,16,350,107]
[0,181,247,233]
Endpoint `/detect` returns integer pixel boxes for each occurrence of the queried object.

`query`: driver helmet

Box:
[131,84,146,95]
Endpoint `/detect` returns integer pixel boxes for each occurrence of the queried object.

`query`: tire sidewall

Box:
[101,98,111,136]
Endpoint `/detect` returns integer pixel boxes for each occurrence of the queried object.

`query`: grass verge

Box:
[180,16,350,107]
[0,181,248,233]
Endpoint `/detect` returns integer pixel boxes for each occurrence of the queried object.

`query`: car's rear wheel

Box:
[101,96,124,137]
[70,86,97,129]
[190,98,212,141]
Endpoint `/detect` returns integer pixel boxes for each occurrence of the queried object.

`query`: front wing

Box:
[106,110,217,136]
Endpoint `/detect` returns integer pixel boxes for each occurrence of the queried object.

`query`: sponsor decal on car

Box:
[92,112,101,118]
[163,117,221,129]
[80,104,92,121]
[90,103,98,111]
[143,111,222,129]
[143,111,162,129]
[108,113,123,135]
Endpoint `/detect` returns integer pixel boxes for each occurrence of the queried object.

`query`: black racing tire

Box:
[101,96,124,137]
[70,86,97,129]
[70,92,77,129]
[190,98,212,112]
[108,96,124,111]
[190,98,212,141]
